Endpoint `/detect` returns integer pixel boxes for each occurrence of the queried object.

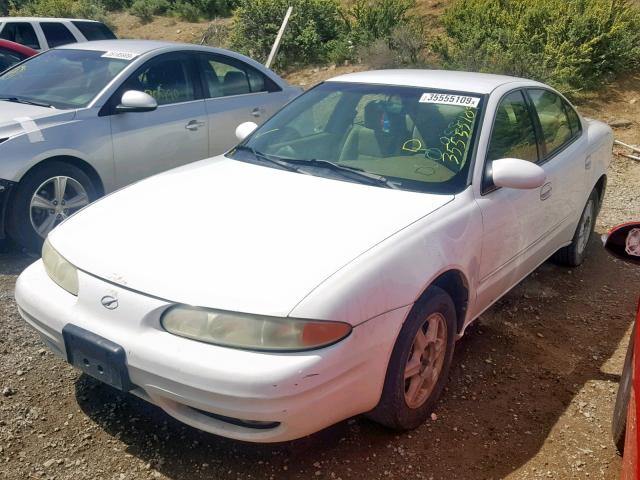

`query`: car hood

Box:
[50,157,454,317]
[0,101,75,140]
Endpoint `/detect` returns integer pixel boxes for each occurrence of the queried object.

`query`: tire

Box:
[613,323,635,454]
[553,189,598,267]
[367,286,456,430]
[7,162,97,253]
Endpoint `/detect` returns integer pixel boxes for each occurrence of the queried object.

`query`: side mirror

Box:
[116,90,157,113]
[235,121,258,142]
[491,158,546,190]
[603,222,640,266]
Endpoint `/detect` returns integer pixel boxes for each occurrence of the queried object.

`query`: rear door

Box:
[196,52,289,155]
[109,52,209,188]
[526,88,587,245]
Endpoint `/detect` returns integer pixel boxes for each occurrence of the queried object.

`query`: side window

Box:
[564,101,582,137]
[41,22,76,48]
[121,54,196,106]
[486,90,539,164]
[71,21,116,41]
[528,89,573,157]
[0,47,24,72]
[199,54,279,98]
[0,22,40,50]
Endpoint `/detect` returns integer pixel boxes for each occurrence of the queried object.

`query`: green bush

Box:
[171,0,201,21]
[341,0,417,47]
[10,0,110,23]
[230,0,342,68]
[129,0,168,23]
[435,0,640,94]
[98,0,131,11]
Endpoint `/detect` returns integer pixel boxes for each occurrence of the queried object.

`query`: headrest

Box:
[223,71,249,96]
[364,101,385,130]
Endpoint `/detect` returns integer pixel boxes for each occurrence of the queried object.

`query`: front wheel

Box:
[367,286,456,430]
[7,162,96,253]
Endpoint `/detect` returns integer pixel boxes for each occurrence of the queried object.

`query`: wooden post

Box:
[265,6,293,69]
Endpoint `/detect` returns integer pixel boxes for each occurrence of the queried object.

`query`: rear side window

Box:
[0,22,40,50]
[528,89,574,157]
[199,53,280,99]
[71,21,116,41]
[41,22,76,48]
[564,101,582,136]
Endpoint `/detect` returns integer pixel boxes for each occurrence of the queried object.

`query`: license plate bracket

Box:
[62,324,132,392]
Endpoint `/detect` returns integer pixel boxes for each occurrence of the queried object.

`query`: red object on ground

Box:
[621,292,640,480]
[0,39,38,58]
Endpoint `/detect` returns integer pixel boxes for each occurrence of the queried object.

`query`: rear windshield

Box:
[71,21,116,41]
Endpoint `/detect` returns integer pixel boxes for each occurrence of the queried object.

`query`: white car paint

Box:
[15,70,613,442]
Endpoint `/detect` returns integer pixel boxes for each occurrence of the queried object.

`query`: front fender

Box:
[288,188,483,328]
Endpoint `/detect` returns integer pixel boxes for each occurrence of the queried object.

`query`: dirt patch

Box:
[109,12,215,44]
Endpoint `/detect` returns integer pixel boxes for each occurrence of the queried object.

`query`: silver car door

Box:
[196,52,291,155]
[109,52,209,188]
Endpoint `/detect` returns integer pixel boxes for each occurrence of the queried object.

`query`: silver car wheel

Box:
[30,176,89,238]
[576,198,595,255]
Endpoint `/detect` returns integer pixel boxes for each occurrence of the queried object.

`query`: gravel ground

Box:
[1,80,640,480]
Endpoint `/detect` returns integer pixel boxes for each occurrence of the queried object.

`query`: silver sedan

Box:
[0,39,301,251]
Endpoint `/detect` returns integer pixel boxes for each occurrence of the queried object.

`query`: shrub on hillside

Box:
[10,0,110,23]
[129,0,168,23]
[230,0,342,68]
[341,0,417,47]
[435,0,640,94]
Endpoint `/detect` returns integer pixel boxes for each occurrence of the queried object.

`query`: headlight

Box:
[161,306,352,352]
[42,238,78,296]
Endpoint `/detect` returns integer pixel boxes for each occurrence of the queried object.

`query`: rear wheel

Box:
[7,162,96,253]
[553,189,598,267]
[368,286,456,430]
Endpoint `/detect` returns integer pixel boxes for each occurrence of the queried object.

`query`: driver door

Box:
[475,90,551,310]
[109,52,208,188]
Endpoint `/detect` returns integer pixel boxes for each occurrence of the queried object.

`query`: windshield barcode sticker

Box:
[419,93,481,108]
[101,51,138,60]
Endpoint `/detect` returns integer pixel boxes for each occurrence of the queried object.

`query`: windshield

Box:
[232,82,484,194]
[0,49,131,109]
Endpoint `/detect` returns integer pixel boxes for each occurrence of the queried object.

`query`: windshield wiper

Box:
[0,96,54,108]
[282,158,397,189]
[234,145,302,173]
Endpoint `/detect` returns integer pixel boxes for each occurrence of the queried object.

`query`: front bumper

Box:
[0,179,16,240]
[15,261,409,442]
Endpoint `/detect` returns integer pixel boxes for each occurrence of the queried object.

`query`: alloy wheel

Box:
[404,312,448,409]
[30,176,89,238]
[576,198,595,255]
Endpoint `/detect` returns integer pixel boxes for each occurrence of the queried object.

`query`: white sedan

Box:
[15,70,613,443]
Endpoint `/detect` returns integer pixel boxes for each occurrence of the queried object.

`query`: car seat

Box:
[223,71,250,96]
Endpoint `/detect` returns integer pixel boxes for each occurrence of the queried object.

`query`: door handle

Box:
[585,155,592,170]
[251,107,263,118]
[185,120,205,131]
[540,182,553,201]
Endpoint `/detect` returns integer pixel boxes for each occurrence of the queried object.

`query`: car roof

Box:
[327,69,543,94]
[0,17,103,22]
[57,39,177,55]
